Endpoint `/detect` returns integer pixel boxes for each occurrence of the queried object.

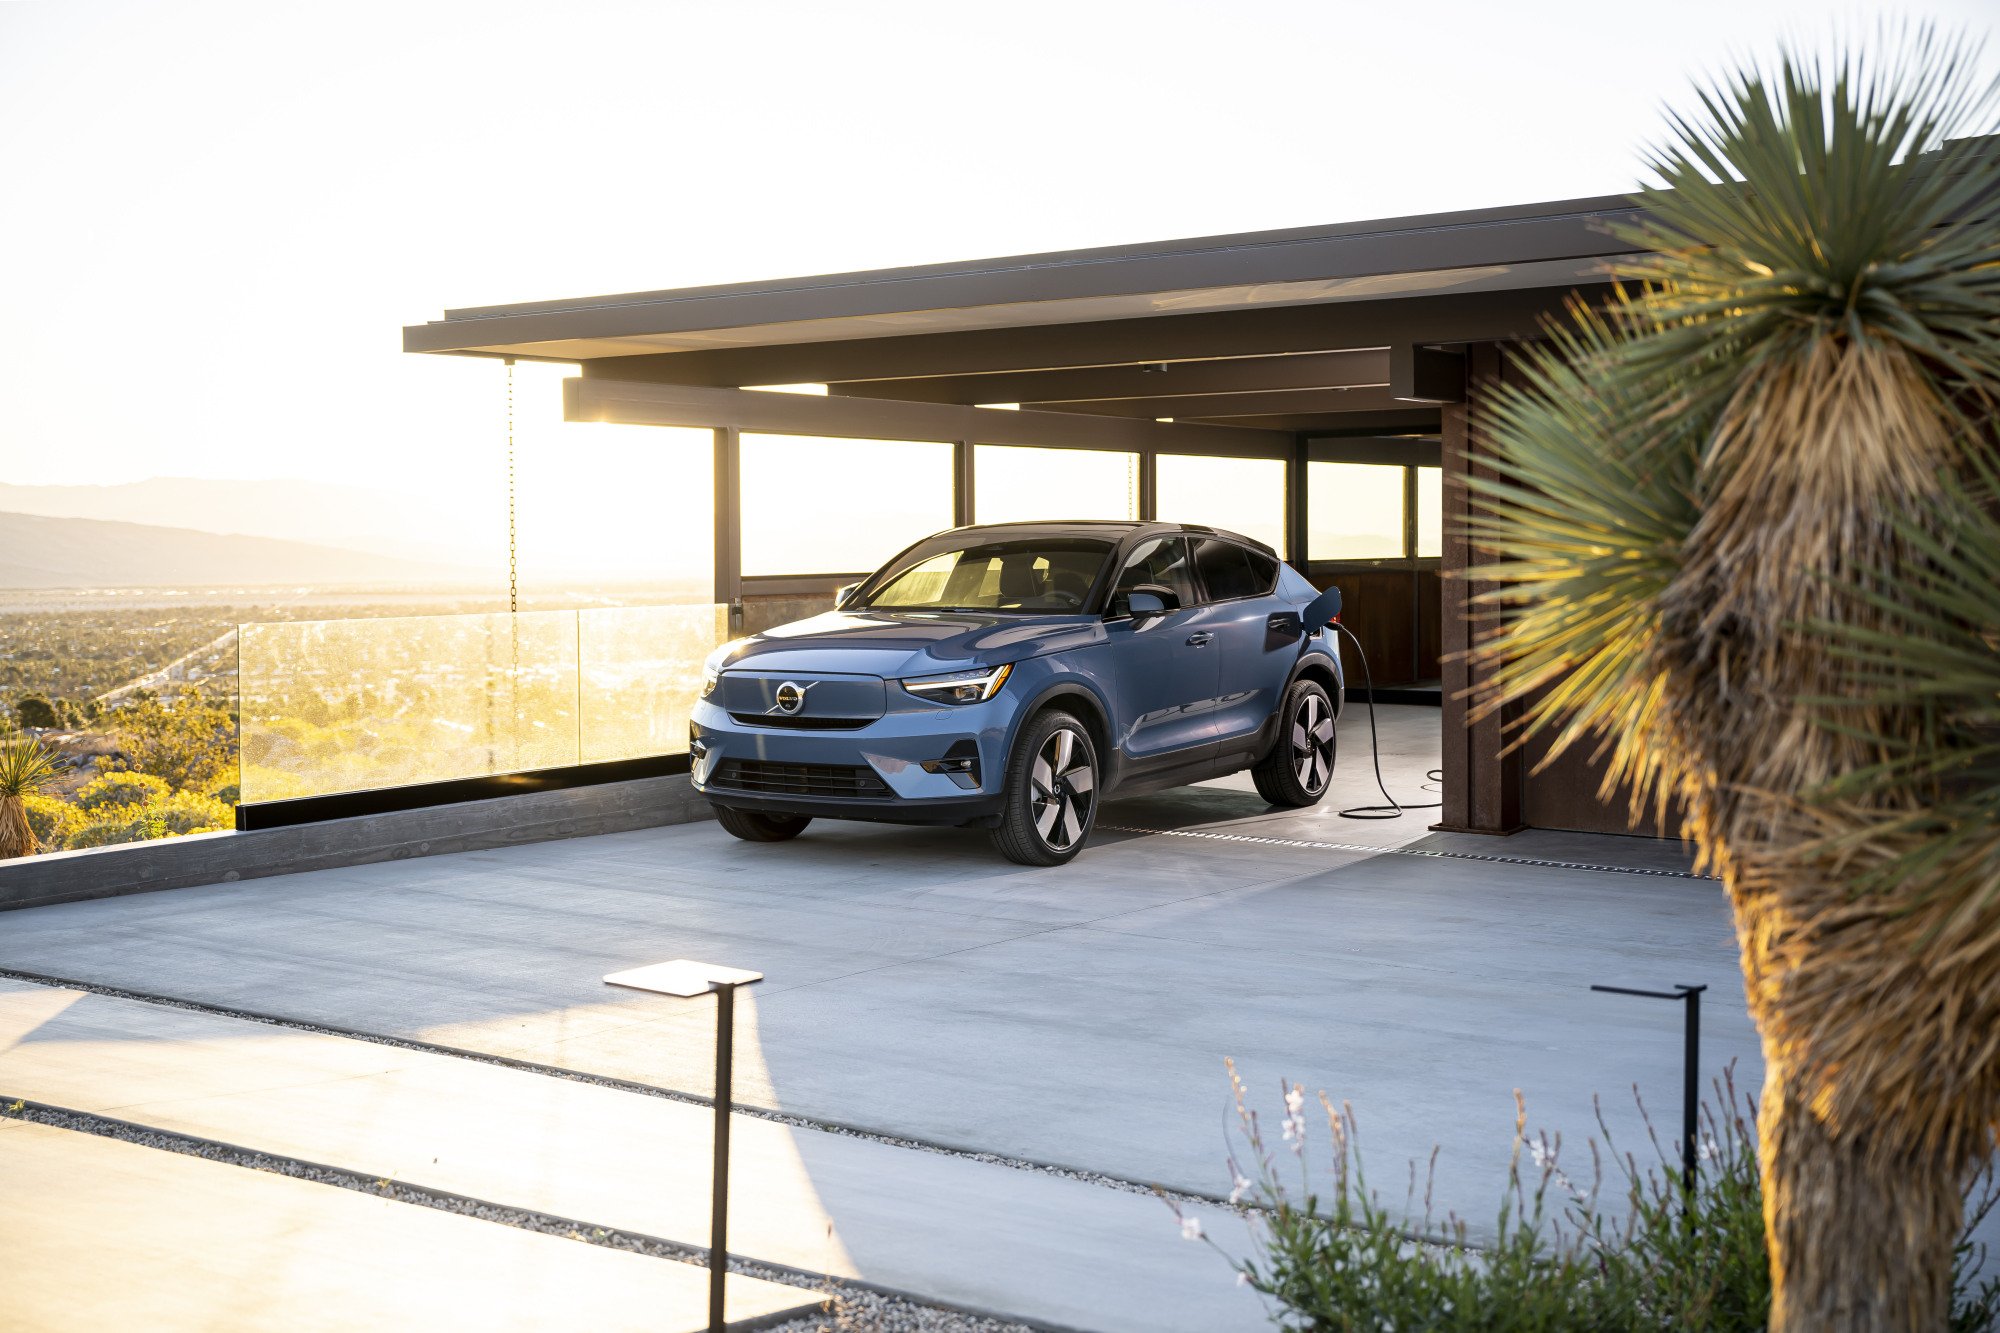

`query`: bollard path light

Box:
[605,959,764,1333]
[1591,981,1706,1220]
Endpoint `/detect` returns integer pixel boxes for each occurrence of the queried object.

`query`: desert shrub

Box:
[21,793,87,851]
[68,810,167,848]
[14,693,62,730]
[209,782,239,806]
[108,694,235,792]
[1175,1062,2000,1332]
[75,770,169,812]
[148,789,231,836]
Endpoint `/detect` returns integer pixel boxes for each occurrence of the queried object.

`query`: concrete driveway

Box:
[11,704,1922,1328]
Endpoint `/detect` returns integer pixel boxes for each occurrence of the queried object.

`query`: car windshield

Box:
[858,538,1114,613]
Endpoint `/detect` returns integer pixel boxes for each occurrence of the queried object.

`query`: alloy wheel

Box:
[1030,727,1095,851]
[1292,694,1335,793]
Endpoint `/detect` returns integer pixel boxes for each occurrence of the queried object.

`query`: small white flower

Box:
[1528,1140,1554,1170]
[1697,1136,1721,1162]
[1229,1174,1253,1205]
[1180,1214,1204,1241]
[1284,1085,1305,1116]
[1236,1271,1252,1288]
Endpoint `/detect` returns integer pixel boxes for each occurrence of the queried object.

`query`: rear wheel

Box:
[1252,678,1336,808]
[713,805,812,842]
[991,710,1098,866]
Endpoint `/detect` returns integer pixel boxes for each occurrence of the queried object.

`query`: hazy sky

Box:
[3,0,1996,501]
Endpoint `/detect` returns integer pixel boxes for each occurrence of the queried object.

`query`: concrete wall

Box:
[0,776,712,913]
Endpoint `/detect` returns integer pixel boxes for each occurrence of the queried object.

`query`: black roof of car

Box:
[931,519,1277,555]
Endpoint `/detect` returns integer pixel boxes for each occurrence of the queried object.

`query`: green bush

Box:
[149,789,231,836]
[74,770,169,813]
[21,792,86,850]
[68,810,167,848]
[1173,1062,2000,1332]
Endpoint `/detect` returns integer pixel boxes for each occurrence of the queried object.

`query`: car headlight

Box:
[901,663,1013,705]
[702,638,752,699]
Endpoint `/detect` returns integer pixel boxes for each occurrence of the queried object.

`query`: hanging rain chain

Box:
[505,356,520,616]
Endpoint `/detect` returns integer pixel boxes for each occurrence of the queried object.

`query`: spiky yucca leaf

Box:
[1809,455,2000,950]
[1462,307,1700,820]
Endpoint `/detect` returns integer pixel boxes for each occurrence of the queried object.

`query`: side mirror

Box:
[834,581,862,609]
[1302,586,1343,633]
[1125,590,1168,618]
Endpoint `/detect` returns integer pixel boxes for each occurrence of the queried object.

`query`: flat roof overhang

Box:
[404,190,1641,436]
[405,192,1641,362]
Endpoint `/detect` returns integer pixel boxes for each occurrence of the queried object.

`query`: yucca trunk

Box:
[1658,337,1992,1331]
[0,794,35,858]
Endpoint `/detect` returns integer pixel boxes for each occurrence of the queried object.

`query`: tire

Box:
[713,804,812,843]
[991,710,1099,867]
[1251,678,1336,808]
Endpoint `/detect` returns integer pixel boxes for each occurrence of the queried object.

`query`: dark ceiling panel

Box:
[828,348,1390,402]
[1025,387,1401,418]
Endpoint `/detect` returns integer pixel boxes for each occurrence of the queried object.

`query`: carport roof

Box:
[403,190,1646,363]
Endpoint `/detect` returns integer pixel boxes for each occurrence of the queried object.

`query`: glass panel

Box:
[238,603,731,802]
[1155,454,1287,552]
[1307,461,1407,560]
[239,610,580,803]
[578,603,732,764]
[1416,465,1443,558]
[741,434,954,576]
[974,445,1138,525]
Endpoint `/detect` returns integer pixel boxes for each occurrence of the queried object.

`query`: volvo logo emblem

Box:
[769,680,815,716]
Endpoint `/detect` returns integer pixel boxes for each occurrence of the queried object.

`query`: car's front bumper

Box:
[688,693,1017,826]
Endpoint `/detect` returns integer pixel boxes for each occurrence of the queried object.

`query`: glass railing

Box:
[237,604,729,805]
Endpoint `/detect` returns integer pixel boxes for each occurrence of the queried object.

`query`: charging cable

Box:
[1331,620,1444,821]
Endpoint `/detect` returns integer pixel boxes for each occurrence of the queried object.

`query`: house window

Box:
[1155,453,1286,551]
[1416,465,1443,558]
[1306,461,1406,561]
[975,445,1137,525]
[740,434,953,575]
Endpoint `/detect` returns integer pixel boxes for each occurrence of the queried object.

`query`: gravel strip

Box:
[1,1098,1042,1333]
[0,965,1223,1209]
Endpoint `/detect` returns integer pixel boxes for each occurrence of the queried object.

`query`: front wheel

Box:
[713,805,812,842]
[991,711,1098,866]
[1251,678,1336,808]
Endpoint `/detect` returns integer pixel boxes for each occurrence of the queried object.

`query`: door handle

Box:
[1186,631,1214,646]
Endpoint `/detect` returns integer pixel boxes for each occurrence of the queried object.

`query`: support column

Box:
[953,440,976,527]
[1435,343,1521,834]
[713,426,742,633]
[1286,437,1309,567]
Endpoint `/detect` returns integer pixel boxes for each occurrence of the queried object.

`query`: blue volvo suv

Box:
[691,521,1344,865]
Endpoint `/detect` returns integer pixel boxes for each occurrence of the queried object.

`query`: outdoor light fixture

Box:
[605,959,765,1333]
[1592,981,1707,1218]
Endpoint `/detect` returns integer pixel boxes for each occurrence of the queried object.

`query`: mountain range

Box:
[0,510,469,589]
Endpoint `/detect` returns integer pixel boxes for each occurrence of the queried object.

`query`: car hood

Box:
[716,608,1104,679]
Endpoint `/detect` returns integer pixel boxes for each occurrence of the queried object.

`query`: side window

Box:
[1241,546,1280,595]
[1113,537,1196,610]
[1192,538,1267,601]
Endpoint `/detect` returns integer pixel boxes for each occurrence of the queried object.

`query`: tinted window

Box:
[1112,536,1196,610]
[862,538,1111,612]
[1193,538,1272,601]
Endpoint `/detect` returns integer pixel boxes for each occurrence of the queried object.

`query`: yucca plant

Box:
[0,722,63,858]
[1465,29,2000,1331]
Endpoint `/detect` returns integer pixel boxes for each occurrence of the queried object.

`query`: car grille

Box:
[710,759,890,799]
[726,712,869,731]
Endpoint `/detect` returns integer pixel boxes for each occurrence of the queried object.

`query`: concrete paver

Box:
[0,1117,818,1332]
[0,980,1267,1333]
